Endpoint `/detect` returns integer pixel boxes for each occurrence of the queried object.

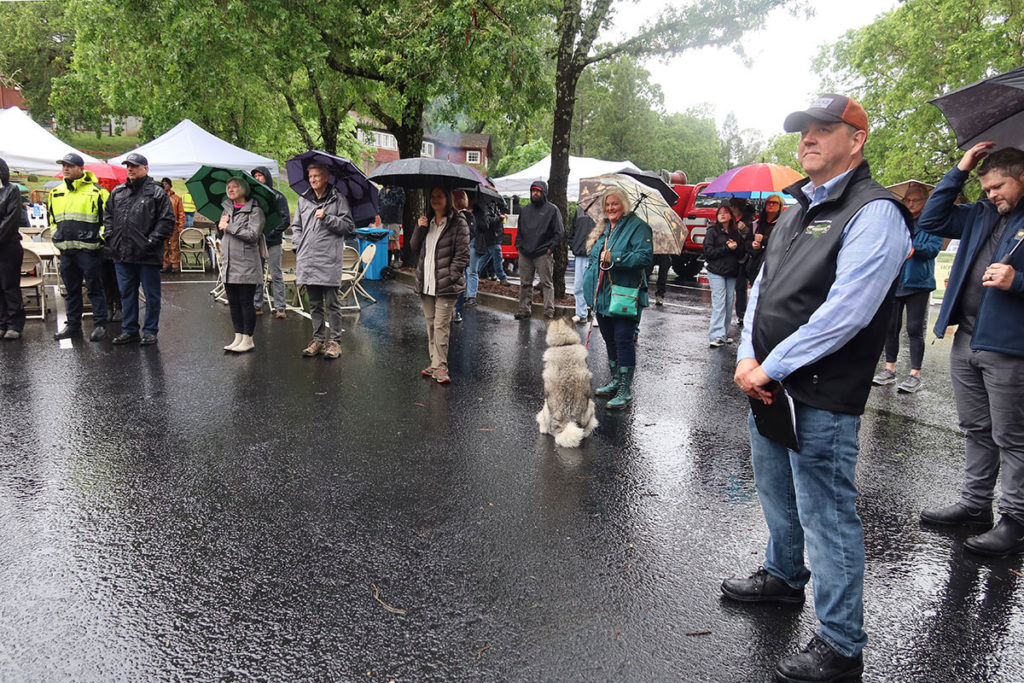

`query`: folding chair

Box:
[179,227,207,272]
[338,243,376,310]
[20,249,47,320]
[209,240,227,304]
[280,247,306,312]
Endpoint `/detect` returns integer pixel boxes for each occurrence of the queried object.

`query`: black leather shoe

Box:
[920,502,993,529]
[964,515,1024,557]
[89,326,106,342]
[514,311,530,320]
[140,333,158,346]
[775,635,863,683]
[54,325,83,340]
[112,332,141,345]
[721,567,805,604]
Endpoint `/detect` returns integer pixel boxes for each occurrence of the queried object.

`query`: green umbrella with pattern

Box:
[185,166,284,235]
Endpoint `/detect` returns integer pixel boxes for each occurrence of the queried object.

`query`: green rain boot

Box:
[594,360,620,397]
[606,366,635,410]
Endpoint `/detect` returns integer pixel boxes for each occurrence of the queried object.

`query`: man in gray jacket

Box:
[514,180,563,319]
[292,162,354,360]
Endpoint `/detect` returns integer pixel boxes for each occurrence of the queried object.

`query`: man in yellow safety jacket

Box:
[48,152,109,341]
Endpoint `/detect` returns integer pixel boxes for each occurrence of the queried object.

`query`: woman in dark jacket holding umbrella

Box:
[219,176,265,353]
[703,204,745,347]
[582,188,654,410]
[411,187,470,384]
[744,193,783,283]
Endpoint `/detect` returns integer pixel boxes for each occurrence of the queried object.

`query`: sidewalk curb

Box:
[393,269,574,319]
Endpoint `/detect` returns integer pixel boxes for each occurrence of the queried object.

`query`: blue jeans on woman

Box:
[572,255,589,318]
[596,313,636,367]
[477,243,508,283]
[749,405,866,658]
[707,272,735,342]
[456,239,481,315]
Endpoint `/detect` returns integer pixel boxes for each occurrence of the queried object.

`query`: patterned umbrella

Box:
[286,150,379,225]
[185,166,284,235]
[703,163,804,198]
[577,174,684,255]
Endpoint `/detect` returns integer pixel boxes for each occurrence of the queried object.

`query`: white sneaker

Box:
[572,314,583,323]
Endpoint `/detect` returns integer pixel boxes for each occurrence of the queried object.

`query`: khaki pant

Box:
[518,252,553,316]
[421,294,456,369]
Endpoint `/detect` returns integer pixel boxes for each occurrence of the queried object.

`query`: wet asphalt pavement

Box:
[1,271,1022,682]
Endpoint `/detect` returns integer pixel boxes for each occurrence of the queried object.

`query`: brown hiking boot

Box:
[302,340,324,357]
[324,340,342,359]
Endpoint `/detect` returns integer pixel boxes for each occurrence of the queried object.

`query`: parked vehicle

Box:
[669,177,717,281]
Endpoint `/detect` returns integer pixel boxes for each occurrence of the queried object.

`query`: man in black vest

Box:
[917,143,1024,557]
[723,95,912,683]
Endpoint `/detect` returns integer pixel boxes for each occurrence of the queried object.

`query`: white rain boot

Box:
[234,335,255,353]
[224,333,243,351]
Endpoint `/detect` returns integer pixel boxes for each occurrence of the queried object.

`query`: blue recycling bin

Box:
[354,227,391,280]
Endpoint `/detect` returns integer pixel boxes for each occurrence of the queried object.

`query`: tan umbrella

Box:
[886,179,934,201]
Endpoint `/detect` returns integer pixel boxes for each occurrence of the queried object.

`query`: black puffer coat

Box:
[103,176,175,265]
[411,211,470,297]
[702,221,746,277]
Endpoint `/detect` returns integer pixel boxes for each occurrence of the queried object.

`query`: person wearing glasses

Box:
[871,184,943,393]
[745,194,784,286]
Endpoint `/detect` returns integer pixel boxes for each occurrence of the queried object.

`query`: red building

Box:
[0,84,26,110]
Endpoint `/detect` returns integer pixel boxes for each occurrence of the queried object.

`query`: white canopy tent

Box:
[0,107,99,174]
[109,119,278,179]
[492,154,640,201]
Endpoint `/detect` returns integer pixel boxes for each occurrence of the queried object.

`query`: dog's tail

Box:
[554,422,586,449]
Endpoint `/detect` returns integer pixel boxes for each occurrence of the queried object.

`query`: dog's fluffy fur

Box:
[536,316,598,447]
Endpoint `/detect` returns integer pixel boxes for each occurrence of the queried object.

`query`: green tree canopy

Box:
[0,0,71,123]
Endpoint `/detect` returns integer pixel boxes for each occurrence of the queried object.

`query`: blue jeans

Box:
[596,314,636,367]
[115,263,162,336]
[456,240,481,315]
[572,255,589,317]
[184,212,194,229]
[477,244,507,282]
[708,272,735,341]
[749,405,866,657]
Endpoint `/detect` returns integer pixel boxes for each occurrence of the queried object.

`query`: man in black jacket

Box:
[0,157,25,340]
[725,95,911,683]
[514,180,562,319]
[251,167,290,318]
[104,153,174,346]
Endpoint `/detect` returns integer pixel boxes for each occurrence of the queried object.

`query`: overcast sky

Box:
[612,0,900,139]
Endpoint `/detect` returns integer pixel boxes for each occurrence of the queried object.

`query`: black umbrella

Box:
[929,65,1024,150]
[616,167,679,204]
[368,158,480,191]
[473,185,505,205]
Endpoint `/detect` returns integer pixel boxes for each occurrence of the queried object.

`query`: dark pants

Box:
[115,263,161,336]
[226,283,257,335]
[59,249,107,328]
[101,258,121,314]
[596,313,637,367]
[645,254,671,297]
[0,241,25,333]
[307,285,343,342]
[735,272,749,321]
[884,290,930,370]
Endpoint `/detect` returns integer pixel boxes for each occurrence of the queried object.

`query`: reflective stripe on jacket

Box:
[182,192,196,213]
[47,171,108,251]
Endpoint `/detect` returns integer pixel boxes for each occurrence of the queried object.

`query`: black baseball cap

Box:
[58,152,85,167]
[783,94,869,134]
[121,152,149,167]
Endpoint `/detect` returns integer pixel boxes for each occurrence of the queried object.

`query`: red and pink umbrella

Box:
[56,162,127,192]
[703,163,803,198]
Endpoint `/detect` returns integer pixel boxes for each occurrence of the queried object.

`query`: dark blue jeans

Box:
[0,241,25,333]
[59,249,107,327]
[749,404,866,657]
[596,313,636,367]
[115,263,162,336]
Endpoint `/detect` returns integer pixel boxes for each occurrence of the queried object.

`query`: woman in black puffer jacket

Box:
[410,187,470,384]
[702,204,746,347]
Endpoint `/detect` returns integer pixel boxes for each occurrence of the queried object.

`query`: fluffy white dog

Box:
[536,316,598,448]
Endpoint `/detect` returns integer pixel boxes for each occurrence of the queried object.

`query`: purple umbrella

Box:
[286,150,379,225]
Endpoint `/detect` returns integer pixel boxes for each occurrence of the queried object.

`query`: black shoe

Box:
[453,312,463,323]
[721,567,805,604]
[775,635,863,683]
[465,297,476,306]
[964,515,1024,557]
[111,309,123,323]
[89,326,106,342]
[54,325,83,340]
[920,502,993,529]
[160,267,172,274]
[514,312,530,320]
[112,332,141,345]
[140,333,158,346]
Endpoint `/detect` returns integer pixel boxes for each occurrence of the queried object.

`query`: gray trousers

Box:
[950,330,1024,519]
[518,252,554,316]
[254,242,286,311]
[307,285,343,342]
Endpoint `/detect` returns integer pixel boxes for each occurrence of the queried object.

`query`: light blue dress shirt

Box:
[738,169,912,380]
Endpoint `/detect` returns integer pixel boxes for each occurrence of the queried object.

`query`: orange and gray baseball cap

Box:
[784,94,869,133]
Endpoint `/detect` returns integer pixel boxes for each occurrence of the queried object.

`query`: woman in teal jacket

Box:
[582,188,654,409]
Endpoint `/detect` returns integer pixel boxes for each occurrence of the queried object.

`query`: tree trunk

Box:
[390,102,426,267]
[548,47,583,300]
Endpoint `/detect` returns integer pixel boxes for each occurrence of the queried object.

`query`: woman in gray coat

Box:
[219,177,265,353]
[292,162,354,360]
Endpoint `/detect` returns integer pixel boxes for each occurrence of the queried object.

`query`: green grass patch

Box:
[58,132,139,159]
